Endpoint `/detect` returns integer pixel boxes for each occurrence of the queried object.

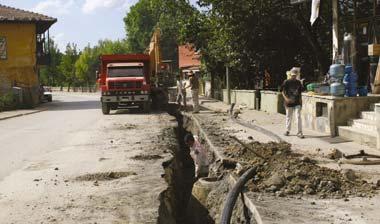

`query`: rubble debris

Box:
[327,148,343,160]
[131,154,163,161]
[341,169,357,182]
[223,142,375,198]
[120,124,137,130]
[75,171,137,182]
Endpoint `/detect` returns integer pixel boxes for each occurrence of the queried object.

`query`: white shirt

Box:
[190,136,209,167]
[177,80,184,93]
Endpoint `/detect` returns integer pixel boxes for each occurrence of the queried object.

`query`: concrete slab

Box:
[338,126,377,148]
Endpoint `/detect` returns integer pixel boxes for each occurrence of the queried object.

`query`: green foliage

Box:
[177,0,334,88]
[0,93,15,111]
[124,0,197,71]
[58,43,80,88]
[39,39,63,86]
[75,39,130,86]
[124,0,159,53]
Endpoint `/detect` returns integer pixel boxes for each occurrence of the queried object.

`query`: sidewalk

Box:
[199,96,378,153]
[196,96,380,181]
[0,107,47,121]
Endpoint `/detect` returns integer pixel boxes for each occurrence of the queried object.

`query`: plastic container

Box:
[330,82,345,96]
[357,86,368,96]
[345,65,353,75]
[343,72,358,97]
[307,83,320,92]
[317,85,330,95]
[329,64,345,79]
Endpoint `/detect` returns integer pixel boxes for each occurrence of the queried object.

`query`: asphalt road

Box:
[0,92,174,223]
[0,93,102,180]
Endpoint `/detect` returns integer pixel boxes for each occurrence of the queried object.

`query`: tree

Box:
[39,39,63,86]
[75,39,130,90]
[59,43,79,91]
[124,0,160,53]
[177,0,336,88]
[124,0,196,71]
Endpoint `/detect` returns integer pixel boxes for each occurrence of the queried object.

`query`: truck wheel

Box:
[143,102,151,113]
[102,102,110,115]
[48,96,52,102]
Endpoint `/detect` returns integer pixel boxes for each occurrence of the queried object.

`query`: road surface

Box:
[0,92,174,223]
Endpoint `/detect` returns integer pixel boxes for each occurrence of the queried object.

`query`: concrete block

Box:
[222,89,257,109]
[348,119,377,132]
[376,104,380,150]
[338,126,377,148]
[361,111,377,121]
[260,91,285,114]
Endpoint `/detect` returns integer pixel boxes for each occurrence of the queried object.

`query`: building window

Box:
[0,37,7,60]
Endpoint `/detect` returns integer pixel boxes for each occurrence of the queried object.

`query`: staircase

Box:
[338,104,378,148]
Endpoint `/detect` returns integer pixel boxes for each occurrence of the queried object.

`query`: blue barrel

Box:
[331,82,346,96]
[343,71,358,97]
[345,65,353,75]
[330,64,345,79]
[346,84,358,97]
[357,86,368,96]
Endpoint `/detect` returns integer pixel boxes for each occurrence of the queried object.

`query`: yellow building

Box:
[0,4,56,107]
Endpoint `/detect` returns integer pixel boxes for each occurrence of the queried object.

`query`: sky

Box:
[0,0,198,52]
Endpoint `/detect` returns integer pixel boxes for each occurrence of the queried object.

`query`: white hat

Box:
[290,67,301,76]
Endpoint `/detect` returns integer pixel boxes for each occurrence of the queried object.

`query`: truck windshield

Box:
[108,66,144,77]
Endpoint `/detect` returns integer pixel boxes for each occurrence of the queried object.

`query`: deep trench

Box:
[157,105,214,224]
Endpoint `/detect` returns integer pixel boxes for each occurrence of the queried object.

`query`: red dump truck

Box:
[98,54,152,114]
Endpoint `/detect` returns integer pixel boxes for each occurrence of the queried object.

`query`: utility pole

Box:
[226,66,231,105]
[332,0,339,62]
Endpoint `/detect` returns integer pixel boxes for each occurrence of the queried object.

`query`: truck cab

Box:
[99,54,151,114]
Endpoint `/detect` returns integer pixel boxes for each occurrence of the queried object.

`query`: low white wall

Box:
[222,89,257,109]
[376,103,380,150]
[260,91,285,114]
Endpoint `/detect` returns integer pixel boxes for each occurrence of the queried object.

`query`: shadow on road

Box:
[46,100,100,111]
[45,99,174,116]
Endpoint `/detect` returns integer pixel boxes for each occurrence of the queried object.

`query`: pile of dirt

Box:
[224,142,376,198]
[75,171,137,181]
[131,154,163,161]
[117,123,137,130]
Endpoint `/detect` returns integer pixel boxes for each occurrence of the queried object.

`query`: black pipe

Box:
[220,166,257,224]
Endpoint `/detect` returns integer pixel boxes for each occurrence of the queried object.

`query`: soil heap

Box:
[223,141,376,198]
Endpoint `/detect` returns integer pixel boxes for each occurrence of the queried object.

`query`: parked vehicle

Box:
[40,86,52,102]
[97,29,174,115]
[97,54,174,114]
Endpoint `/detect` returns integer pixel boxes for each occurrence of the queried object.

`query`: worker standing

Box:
[176,74,187,110]
[186,71,200,113]
[281,67,304,139]
[184,133,209,178]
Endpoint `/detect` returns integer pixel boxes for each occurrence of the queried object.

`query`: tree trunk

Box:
[294,7,330,77]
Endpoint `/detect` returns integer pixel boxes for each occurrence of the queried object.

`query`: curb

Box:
[0,108,48,121]
[186,112,264,223]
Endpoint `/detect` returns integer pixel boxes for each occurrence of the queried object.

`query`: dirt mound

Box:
[224,142,376,198]
[131,154,163,161]
[75,171,137,181]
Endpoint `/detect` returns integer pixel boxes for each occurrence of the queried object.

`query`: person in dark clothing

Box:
[281,67,304,139]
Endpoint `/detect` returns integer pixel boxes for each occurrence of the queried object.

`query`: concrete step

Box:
[338,126,377,148]
[361,111,376,121]
[348,119,377,132]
